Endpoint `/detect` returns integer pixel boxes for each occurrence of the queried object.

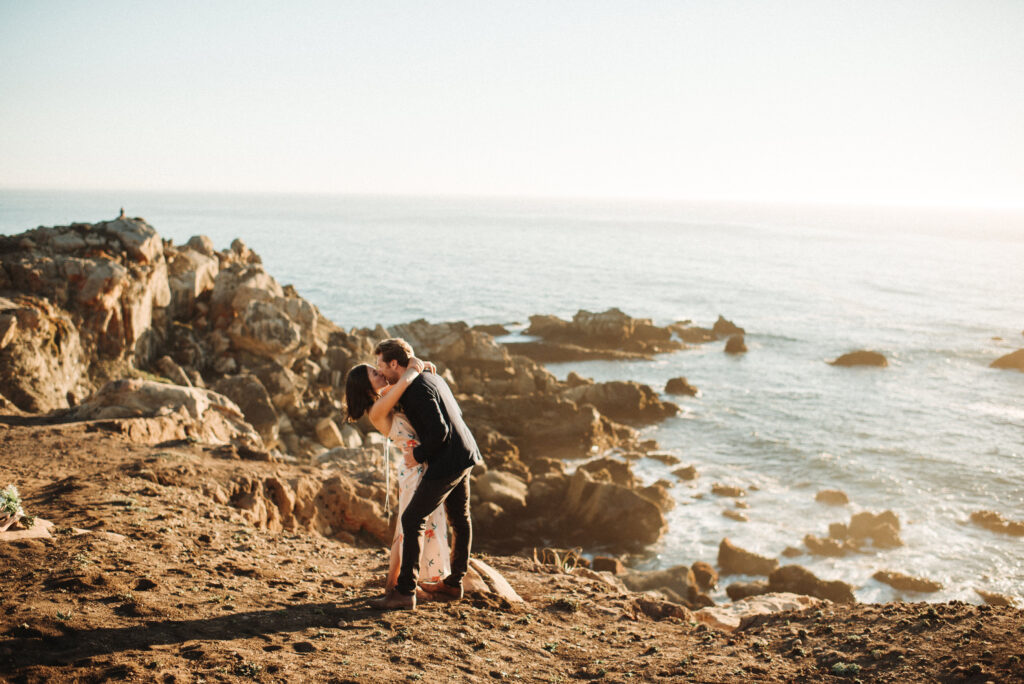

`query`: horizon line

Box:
[2,184,1024,214]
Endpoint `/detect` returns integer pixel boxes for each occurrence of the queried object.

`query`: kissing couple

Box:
[344,338,482,610]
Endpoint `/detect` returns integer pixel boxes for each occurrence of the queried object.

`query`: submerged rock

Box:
[829,350,888,367]
[970,510,1024,537]
[872,570,942,593]
[664,377,698,396]
[815,489,849,505]
[990,348,1024,371]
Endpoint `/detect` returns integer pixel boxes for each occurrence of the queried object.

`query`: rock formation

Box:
[990,348,1024,371]
[829,350,888,367]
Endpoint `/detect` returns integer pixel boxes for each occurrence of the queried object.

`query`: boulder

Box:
[872,571,942,593]
[849,510,902,548]
[691,561,718,591]
[717,538,779,576]
[591,556,626,575]
[768,565,856,604]
[314,418,345,449]
[562,381,679,424]
[579,457,636,487]
[723,510,748,522]
[726,580,770,601]
[803,534,850,557]
[339,423,364,449]
[631,594,692,621]
[554,468,667,550]
[213,373,279,447]
[69,378,263,449]
[476,470,528,513]
[990,348,1024,371]
[724,335,747,354]
[664,377,698,396]
[694,593,822,632]
[155,355,192,387]
[815,489,849,505]
[0,296,88,411]
[829,350,888,367]
[621,564,700,607]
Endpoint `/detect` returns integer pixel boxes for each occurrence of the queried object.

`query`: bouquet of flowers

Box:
[1,484,30,532]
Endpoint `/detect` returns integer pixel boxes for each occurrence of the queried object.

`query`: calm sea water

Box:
[2,189,1023,603]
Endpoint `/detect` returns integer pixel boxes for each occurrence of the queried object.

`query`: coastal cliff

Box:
[1,217,1022,682]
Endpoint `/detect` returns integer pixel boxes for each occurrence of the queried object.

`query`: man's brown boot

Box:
[418,580,463,601]
[369,590,416,610]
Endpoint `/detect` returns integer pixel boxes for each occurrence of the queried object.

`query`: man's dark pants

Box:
[395,467,473,596]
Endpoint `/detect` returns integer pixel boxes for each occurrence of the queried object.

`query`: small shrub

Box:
[832,662,861,676]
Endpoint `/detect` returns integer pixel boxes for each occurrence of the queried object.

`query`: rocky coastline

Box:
[2,216,1022,681]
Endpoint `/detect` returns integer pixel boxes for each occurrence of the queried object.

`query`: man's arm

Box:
[400,381,450,465]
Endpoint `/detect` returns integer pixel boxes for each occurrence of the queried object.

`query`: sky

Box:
[1,0,1023,208]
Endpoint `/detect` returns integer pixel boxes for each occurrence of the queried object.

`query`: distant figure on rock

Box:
[118,207,126,219]
[346,351,451,606]
[360,337,482,610]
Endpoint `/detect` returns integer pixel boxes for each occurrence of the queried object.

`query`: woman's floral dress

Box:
[389,411,451,583]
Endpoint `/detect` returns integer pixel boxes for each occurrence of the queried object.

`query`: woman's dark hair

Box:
[345,364,376,421]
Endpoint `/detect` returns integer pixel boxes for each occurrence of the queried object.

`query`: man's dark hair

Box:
[374,338,413,366]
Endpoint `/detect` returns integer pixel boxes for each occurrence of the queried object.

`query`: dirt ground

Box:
[2,419,1022,683]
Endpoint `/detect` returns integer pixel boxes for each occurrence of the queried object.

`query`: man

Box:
[371,338,482,610]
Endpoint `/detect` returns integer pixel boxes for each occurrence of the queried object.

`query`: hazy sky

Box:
[1,1,1022,207]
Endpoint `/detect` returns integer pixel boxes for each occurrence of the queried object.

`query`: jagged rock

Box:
[565,372,592,387]
[532,468,666,550]
[562,381,679,424]
[970,510,1024,537]
[69,378,263,449]
[816,489,849,505]
[726,580,770,601]
[461,394,624,460]
[155,355,192,387]
[712,316,745,338]
[828,522,849,539]
[694,593,822,632]
[639,482,676,512]
[314,417,345,449]
[622,565,700,607]
[768,565,856,604]
[990,348,1024,371]
[718,538,779,576]
[0,296,88,411]
[664,377,698,396]
[781,546,803,558]
[723,510,748,522]
[212,374,279,448]
[872,571,942,593]
[476,470,528,513]
[521,308,683,358]
[829,350,888,367]
[167,243,218,318]
[849,510,902,548]
[579,457,636,487]
[645,451,680,465]
[724,335,747,354]
[692,561,718,591]
[670,323,716,343]
[631,594,692,621]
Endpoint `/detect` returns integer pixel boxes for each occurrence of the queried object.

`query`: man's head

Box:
[374,338,414,383]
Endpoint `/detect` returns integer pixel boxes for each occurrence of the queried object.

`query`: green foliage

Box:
[832,662,861,676]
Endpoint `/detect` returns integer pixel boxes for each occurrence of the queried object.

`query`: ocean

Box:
[2,189,1022,604]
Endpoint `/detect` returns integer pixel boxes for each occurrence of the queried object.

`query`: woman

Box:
[344,357,451,595]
